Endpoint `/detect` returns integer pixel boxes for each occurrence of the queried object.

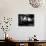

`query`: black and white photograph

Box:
[18,14,34,26]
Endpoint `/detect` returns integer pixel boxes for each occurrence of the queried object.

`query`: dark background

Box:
[18,14,34,26]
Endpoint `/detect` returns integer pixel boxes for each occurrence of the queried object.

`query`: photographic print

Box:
[18,14,34,26]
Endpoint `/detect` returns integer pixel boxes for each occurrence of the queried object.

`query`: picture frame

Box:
[18,14,34,26]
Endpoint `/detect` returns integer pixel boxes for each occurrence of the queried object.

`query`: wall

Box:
[0,0,46,40]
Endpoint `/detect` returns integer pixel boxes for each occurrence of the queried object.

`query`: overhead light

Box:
[29,0,44,8]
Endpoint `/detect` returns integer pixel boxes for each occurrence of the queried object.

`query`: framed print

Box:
[18,14,34,26]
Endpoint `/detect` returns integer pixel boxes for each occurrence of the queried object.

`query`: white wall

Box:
[0,0,46,40]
